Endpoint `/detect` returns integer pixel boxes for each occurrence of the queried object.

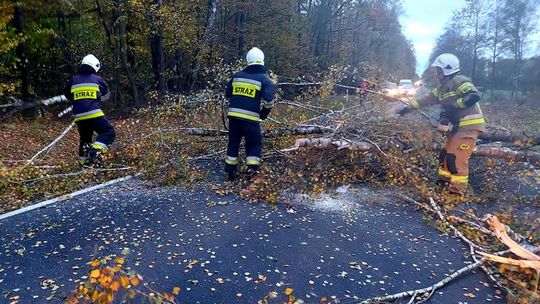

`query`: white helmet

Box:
[246,47,265,66]
[81,54,101,72]
[431,53,460,76]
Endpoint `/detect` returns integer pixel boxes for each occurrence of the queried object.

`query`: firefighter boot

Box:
[225,163,237,181]
[78,144,92,167]
[246,165,260,178]
[88,147,104,166]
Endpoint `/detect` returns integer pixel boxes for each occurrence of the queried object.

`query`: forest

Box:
[1,0,540,304]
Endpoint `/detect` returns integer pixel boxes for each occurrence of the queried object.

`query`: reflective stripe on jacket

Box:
[410,74,485,132]
[226,65,276,122]
[64,70,110,122]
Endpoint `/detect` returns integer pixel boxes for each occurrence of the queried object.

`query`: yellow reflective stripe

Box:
[431,88,439,98]
[71,86,99,93]
[457,82,473,94]
[225,159,238,165]
[456,98,465,108]
[438,168,452,178]
[232,82,261,91]
[246,159,260,165]
[439,91,456,99]
[410,99,420,109]
[73,111,105,121]
[228,112,261,122]
[91,143,108,151]
[450,175,468,184]
[459,118,485,126]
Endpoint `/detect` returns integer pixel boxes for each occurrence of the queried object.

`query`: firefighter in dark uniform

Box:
[399,53,485,195]
[64,54,116,166]
[224,47,276,180]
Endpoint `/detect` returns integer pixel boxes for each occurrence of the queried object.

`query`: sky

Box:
[399,0,466,75]
[400,0,540,75]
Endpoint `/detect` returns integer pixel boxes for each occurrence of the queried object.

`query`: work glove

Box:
[397,105,411,116]
[437,118,453,133]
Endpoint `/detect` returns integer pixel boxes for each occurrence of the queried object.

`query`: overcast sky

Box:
[400,0,466,75]
[400,0,540,75]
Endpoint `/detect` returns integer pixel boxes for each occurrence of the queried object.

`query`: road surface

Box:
[0,179,504,303]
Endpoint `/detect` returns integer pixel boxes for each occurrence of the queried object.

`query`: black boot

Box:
[225,164,237,181]
[246,165,260,178]
[88,147,103,166]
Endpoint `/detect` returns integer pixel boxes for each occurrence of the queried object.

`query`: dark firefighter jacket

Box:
[225,65,276,122]
[63,65,111,122]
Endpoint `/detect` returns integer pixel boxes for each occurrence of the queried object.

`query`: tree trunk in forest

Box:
[236,12,246,57]
[150,0,166,95]
[14,4,35,118]
[114,0,140,106]
[190,0,219,92]
[489,0,500,96]
[56,9,70,67]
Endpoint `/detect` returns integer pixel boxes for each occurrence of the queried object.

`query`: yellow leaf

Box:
[115,257,125,265]
[110,281,120,292]
[89,260,101,267]
[172,287,181,295]
[284,288,293,296]
[120,276,130,288]
[163,292,174,301]
[90,269,100,279]
[130,277,139,286]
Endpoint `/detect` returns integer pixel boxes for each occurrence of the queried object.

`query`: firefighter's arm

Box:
[260,77,277,120]
[98,78,111,102]
[63,79,74,101]
[225,78,233,99]
[454,81,480,109]
[398,91,437,115]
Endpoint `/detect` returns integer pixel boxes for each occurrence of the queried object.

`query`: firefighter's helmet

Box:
[246,47,265,66]
[431,53,460,76]
[81,54,101,72]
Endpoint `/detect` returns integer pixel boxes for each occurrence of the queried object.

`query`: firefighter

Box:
[224,47,276,180]
[398,53,485,195]
[64,54,116,166]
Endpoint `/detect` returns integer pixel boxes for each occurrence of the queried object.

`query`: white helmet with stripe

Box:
[81,54,101,72]
[246,47,265,66]
[431,53,460,76]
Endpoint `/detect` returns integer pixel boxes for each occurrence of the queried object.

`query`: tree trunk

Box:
[189,0,219,92]
[150,0,166,95]
[56,9,70,66]
[288,138,540,164]
[14,4,35,118]
[114,0,140,106]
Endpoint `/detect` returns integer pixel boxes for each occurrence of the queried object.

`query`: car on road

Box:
[398,79,416,97]
[383,82,399,97]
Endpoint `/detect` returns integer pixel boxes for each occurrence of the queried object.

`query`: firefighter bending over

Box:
[64,54,116,166]
[398,53,485,195]
[224,47,276,181]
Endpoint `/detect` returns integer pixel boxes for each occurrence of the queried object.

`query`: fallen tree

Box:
[286,137,540,164]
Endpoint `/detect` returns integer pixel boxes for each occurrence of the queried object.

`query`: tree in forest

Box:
[500,0,540,101]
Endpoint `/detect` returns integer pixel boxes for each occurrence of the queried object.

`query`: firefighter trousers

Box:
[438,129,480,194]
[225,117,262,173]
[76,116,116,160]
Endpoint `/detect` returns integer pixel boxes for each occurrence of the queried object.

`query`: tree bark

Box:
[288,137,540,164]
[189,0,219,92]
[114,0,140,106]
[14,4,35,118]
[150,0,166,95]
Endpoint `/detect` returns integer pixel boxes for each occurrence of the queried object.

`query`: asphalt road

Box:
[0,179,505,304]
